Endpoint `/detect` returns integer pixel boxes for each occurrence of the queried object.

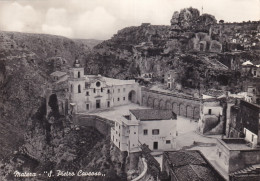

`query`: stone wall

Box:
[141,88,200,119]
[75,115,114,136]
[229,149,260,173]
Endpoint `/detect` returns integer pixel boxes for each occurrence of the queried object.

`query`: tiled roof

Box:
[129,109,176,121]
[164,150,225,181]
[50,71,67,77]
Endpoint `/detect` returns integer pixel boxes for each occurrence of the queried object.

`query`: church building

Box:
[68,60,141,113]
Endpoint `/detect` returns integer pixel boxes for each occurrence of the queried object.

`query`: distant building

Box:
[50,71,67,82]
[229,100,260,147]
[252,65,260,78]
[111,109,177,153]
[162,150,225,181]
[68,60,141,113]
[164,70,180,90]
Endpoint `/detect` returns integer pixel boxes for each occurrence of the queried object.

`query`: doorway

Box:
[96,100,101,109]
[153,142,158,150]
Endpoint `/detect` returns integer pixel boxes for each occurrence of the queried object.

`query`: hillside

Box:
[74,39,103,49]
[88,7,260,92]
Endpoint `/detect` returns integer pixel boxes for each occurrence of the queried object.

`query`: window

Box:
[208,109,212,115]
[254,71,257,76]
[119,125,120,129]
[119,142,120,148]
[78,84,81,93]
[252,135,254,142]
[134,132,136,134]
[123,88,126,92]
[118,89,120,93]
[101,88,103,92]
[71,84,73,92]
[96,81,101,87]
[78,71,80,78]
[123,97,125,101]
[152,129,159,135]
[93,88,96,93]
[107,89,110,93]
[86,104,89,110]
[118,98,120,101]
[116,131,117,134]
[86,91,89,96]
[119,133,120,137]
[113,136,114,141]
[166,140,171,144]
[219,152,222,157]
[143,129,148,135]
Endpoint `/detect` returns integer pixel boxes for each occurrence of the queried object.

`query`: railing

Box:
[142,87,200,102]
[131,158,148,181]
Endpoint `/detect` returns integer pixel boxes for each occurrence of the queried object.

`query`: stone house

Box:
[215,138,260,180]
[198,95,225,134]
[164,70,181,90]
[229,100,260,147]
[111,109,177,154]
[162,150,225,181]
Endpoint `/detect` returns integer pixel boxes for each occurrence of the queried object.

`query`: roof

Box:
[129,109,176,121]
[242,60,253,66]
[85,75,136,86]
[50,71,67,77]
[104,77,135,86]
[163,150,225,181]
[230,164,260,176]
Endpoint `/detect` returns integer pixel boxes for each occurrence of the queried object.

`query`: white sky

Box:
[0,0,259,40]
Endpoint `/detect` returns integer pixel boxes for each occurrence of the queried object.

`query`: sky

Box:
[0,0,259,40]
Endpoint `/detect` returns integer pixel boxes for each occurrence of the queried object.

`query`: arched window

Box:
[71,84,73,92]
[78,84,81,93]
[78,71,80,78]
[107,89,110,94]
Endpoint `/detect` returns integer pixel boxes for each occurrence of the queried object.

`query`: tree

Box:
[219,20,224,24]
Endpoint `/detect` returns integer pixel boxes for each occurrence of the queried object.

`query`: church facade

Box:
[68,60,141,113]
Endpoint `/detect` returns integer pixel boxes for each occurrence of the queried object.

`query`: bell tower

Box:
[70,59,84,79]
[68,60,85,113]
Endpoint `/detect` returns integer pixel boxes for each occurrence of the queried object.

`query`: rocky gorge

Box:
[0,7,260,181]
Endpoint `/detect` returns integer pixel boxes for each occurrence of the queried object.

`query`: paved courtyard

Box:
[78,103,224,178]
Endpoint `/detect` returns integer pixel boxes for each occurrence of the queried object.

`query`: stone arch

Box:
[153,98,159,109]
[186,105,194,118]
[179,103,186,117]
[128,90,137,103]
[165,100,172,110]
[47,93,59,117]
[193,107,200,120]
[159,99,165,109]
[172,102,179,115]
[147,97,154,108]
